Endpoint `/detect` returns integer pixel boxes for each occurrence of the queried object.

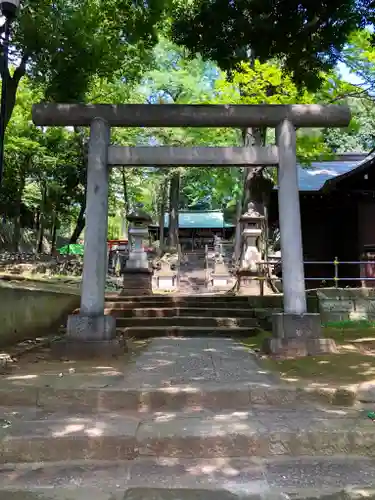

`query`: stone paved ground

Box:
[2,338,375,498]
[178,252,210,295]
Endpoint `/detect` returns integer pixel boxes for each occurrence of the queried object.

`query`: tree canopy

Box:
[171,0,374,89]
[0,7,374,253]
[3,0,170,127]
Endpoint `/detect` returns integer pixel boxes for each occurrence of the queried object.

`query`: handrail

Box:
[258,257,375,287]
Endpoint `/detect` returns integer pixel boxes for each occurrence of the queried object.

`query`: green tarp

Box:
[58,243,84,256]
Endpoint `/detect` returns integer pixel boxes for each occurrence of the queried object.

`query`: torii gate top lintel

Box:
[45,101,352,354]
[32,103,351,128]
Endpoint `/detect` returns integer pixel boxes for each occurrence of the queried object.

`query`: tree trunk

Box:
[234,190,244,261]
[35,208,40,231]
[242,127,265,213]
[121,170,129,239]
[158,178,168,254]
[69,201,85,243]
[12,172,26,252]
[51,213,58,254]
[168,172,180,250]
[37,183,47,254]
[2,54,28,130]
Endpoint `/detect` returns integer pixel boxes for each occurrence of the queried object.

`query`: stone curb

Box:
[0,488,374,500]
[1,489,373,500]
[1,457,375,499]
[2,419,375,463]
[0,383,367,412]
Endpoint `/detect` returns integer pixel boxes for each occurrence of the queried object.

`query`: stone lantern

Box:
[237,202,265,294]
[122,206,153,295]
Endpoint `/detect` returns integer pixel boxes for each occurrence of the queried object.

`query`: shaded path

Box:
[122,337,279,388]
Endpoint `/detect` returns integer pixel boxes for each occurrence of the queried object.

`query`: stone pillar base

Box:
[52,338,125,359]
[263,312,337,358]
[263,337,337,358]
[67,314,116,340]
[122,268,152,296]
[53,314,122,359]
[272,312,322,339]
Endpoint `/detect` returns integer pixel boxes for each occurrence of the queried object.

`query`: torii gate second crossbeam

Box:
[32,103,350,358]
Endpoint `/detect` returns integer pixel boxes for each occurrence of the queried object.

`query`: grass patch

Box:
[241,330,270,350]
[261,352,375,384]
[324,319,375,330]
[242,322,375,385]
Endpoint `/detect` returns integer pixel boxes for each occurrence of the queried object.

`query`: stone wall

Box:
[0,279,80,348]
[315,288,375,323]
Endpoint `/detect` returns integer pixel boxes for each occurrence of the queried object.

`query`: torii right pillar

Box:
[265,119,337,358]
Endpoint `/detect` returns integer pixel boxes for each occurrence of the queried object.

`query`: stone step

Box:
[1,407,374,464]
[105,301,279,311]
[105,295,283,308]
[115,317,260,328]
[1,456,375,499]
[121,326,261,338]
[104,306,280,319]
[0,380,317,414]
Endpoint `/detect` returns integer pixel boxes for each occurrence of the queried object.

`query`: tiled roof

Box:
[274,153,370,191]
[153,211,235,229]
[297,161,358,191]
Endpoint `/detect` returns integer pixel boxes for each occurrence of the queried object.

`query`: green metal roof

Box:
[155,211,234,229]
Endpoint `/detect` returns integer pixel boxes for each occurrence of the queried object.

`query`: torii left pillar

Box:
[57,118,123,358]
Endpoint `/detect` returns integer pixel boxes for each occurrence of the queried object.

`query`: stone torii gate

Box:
[32,103,350,357]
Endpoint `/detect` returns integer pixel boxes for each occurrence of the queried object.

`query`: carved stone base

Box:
[271,312,322,340]
[263,337,337,359]
[122,268,152,296]
[67,314,116,340]
[52,338,126,359]
[263,312,337,358]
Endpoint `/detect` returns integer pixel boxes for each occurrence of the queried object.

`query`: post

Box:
[265,119,335,357]
[276,119,306,314]
[81,118,110,315]
[334,256,339,288]
[0,19,10,186]
[62,118,121,358]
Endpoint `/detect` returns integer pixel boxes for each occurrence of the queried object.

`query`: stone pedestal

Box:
[236,269,261,295]
[211,273,233,290]
[241,227,262,272]
[237,224,263,294]
[56,314,123,359]
[122,268,152,296]
[263,313,337,358]
[211,258,233,290]
[154,271,178,291]
[152,259,178,292]
[121,208,153,296]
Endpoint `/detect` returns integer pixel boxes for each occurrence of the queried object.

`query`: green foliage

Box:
[0,0,171,132]
[321,29,375,152]
[13,0,169,102]
[171,0,373,90]
[323,98,375,152]
[2,31,374,252]
[212,60,334,164]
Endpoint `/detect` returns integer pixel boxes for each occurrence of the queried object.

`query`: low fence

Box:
[260,258,375,288]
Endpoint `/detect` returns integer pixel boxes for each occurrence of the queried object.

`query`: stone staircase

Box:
[105,294,283,338]
[178,250,209,294]
[1,336,375,498]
